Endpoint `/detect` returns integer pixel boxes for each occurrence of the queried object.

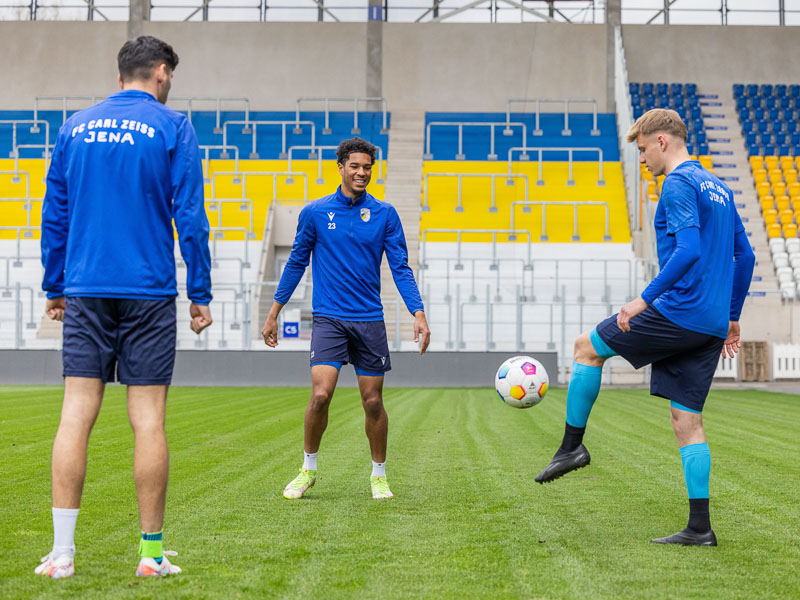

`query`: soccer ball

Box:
[495,356,549,409]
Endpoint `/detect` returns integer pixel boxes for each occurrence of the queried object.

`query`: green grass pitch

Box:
[1,385,798,599]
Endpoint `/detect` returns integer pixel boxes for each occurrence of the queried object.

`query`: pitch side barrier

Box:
[199,145,239,182]
[220,120,317,160]
[424,121,528,161]
[0,282,38,347]
[294,97,390,135]
[32,96,102,129]
[169,97,250,134]
[508,200,612,242]
[505,98,601,137]
[286,145,385,185]
[422,172,529,212]
[506,146,606,187]
[205,197,254,237]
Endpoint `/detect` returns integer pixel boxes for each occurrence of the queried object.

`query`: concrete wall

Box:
[0,350,559,388]
[0,22,608,111]
[623,25,800,86]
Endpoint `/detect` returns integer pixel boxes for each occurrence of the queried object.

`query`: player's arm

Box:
[618,174,701,332]
[171,118,213,334]
[383,207,430,354]
[263,205,316,347]
[41,129,69,322]
[723,214,755,358]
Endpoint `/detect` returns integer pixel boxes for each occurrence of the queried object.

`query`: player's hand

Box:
[262,316,279,348]
[721,321,741,358]
[189,303,213,334]
[617,296,648,333]
[45,297,66,322]
[413,311,431,355]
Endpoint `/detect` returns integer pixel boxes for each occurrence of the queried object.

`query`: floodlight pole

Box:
[606,0,621,114]
[128,0,150,40]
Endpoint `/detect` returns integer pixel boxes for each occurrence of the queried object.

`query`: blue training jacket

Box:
[41,89,212,304]
[274,186,424,321]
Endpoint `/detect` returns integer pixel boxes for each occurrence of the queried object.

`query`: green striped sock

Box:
[139,531,163,563]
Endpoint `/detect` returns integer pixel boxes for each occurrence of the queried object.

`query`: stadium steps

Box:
[701,85,779,296]
[380,109,425,347]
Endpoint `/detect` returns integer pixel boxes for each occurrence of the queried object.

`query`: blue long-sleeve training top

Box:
[41,89,212,304]
[274,186,424,321]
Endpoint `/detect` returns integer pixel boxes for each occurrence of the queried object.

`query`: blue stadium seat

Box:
[746,131,757,145]
[747,84,759,98]
[765,96,777,109]
[686,142,695,155]
[769,107,781,121]
[752,108,766,121]
[644,95,656,110]
[657,94,669,107]
[790,85,800,98]
[670,83,683,97]
[763,143,776,156]
[761,84,774,96]
[748,143,761,156]
[757,132,772,145]
[686,94,699,108]
[791,131,800,146]
[698,142,709,155]
[695,130,707,144]
[656,83,668,96]
[642,82,654,95]
[742,119,754,133]
[758,120,770,133]
[733,84,744,97]
[629,82,640,95]
[633,106,644,119]
[686,83,697,95]
[736,96,748,110]
[779,143,791,156]
[776,84,787,97]
[780,96,792,110]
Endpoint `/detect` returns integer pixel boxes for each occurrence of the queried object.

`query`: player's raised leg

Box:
[652,404,716,546]
[128,385,181,575]
[283,364,340,499]
[535,328,616,483]
[35,377,104,578]
[357,373,392,499]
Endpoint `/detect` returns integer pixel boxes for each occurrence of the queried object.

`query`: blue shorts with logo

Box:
[62,297,177,385]
[309,315,391,376]
[594,305,724,412]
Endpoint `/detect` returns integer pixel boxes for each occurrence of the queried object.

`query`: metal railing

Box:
[424,121,528,160]
[168,96,250,134]
[199,144,240,182]
[295,97,389,135]
[220,119,317,160]
[32,96,102,127]
[1,120,51,157]
[422,172,528,213]
[505,98,601,136]
[286,144,385,185]
[508,200,612,242]
[507,146,606,186]
[0,196,40,229]
[205,197,253,236]
[210,170,310,206]
[419,228,533,269]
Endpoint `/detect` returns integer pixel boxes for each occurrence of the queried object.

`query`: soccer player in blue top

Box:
[262,137,431,500]
[36,36,212,579]
[535,109,755,546]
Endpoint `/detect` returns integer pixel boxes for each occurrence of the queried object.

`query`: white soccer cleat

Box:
[136,550,182,577]
[34,552,74,579]
[370,476,394,499]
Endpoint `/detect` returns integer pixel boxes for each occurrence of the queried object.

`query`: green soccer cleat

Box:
[370,476,393,499]
[283,468,317,499]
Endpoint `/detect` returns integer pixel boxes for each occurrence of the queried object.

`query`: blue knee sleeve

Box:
[680,443,710,499]
[589,327,618,360]
[671,400,702,414]
[566,362,603,428]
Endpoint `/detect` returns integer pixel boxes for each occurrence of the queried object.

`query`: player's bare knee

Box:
[573,332,603,366]
[361,394,383,415]
[309,389,333,411]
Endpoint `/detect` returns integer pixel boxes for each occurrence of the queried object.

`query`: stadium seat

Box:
[764,208,778,225]
[733,83,745,97]
[785,169,798,184]
[787,237,800,253]
[777,196,791,211]
[769,168,784,183]
[769,223,784,239]
[750,155,764,170]
[770,237,786,254]
[757,181,772,197]
[776,84,787,97]
[765,156,780,170]
[791,84,800,98]
[784,223,798,238]
[698,155,713,170]
[779,209,794,225]
[760,195,775,211]
[774,182,787,197]
[753,168,767,184]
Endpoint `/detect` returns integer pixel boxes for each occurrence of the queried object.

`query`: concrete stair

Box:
[381,110,425,347]
[699,85,779,302]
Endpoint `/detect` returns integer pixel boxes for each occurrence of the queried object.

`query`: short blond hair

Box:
[626,108,687,143]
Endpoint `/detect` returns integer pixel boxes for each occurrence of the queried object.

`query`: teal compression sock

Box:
[680,443,710,499]
[565,362,603,428]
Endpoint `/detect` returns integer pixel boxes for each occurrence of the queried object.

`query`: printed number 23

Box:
[328,222,336,229]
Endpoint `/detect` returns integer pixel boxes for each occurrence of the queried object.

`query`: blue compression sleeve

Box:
[565,362,603,428]
[730,228,755,321]
[641,226,701,304]
[680,443,711,499]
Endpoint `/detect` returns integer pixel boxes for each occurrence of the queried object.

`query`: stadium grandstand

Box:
[1,2,800,599]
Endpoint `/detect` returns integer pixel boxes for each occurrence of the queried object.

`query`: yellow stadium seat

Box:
[757,182,772,197]
[784,223,798,238]
[765,156,779,170]
[767,223,782,238]
[648,193,659,203]
[773,182,787,197]
[698,155,713,170]
[753,169,767,184]
[646,180,657,195]
[784,169,798,184]
[760,196,775,212]
[768,169,784,183]
[777,196,791,212]
[780,156,794,170]
[779,209,794,225]
[749,156,764,170]
[789,182,800,198]
[763,208,778,225]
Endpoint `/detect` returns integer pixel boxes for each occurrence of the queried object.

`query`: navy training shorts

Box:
[62,297,177,385]
[595,305,724,412]
[309,315,391,376]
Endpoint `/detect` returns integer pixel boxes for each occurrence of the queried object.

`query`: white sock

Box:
[371,461,386,478]
[303,451,318,471]
[52,507,79,557]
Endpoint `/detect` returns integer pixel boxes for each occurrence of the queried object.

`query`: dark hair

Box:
[336,137,376,165]
[117,36,179,83]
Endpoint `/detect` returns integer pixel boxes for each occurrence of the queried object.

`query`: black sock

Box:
[687,498,711,533]
[556,423,585,455]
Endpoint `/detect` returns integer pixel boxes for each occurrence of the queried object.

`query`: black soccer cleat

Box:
[651,528,718,547]
[535,444,591,483]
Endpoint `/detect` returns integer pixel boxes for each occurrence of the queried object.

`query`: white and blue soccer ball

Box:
[494,356,549,409]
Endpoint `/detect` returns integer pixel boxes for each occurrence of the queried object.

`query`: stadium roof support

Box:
[430,0,557,24]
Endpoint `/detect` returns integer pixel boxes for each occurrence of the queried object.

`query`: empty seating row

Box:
[770,237,800,298]
[734,84,800,99]
[629,82,708,155]
[737,84,800,156]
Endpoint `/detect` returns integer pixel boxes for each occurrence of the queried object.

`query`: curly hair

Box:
[336,137,377,165]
